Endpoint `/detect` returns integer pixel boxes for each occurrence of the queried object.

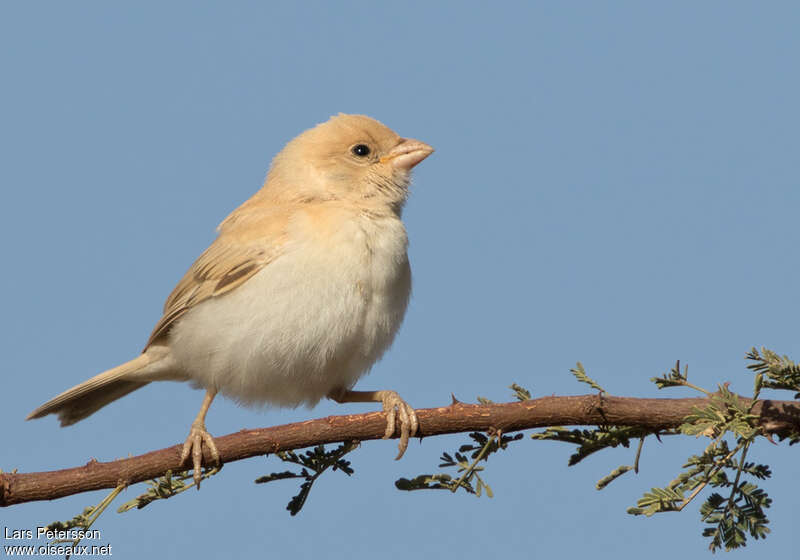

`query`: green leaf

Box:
[509,383,532,401]
[255,441,359,516]
[570,362,605,393]
[596,465,633,490]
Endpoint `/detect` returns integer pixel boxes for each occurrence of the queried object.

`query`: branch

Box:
[3,394,799,507]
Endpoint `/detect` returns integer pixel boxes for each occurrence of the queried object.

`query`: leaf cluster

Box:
[46,484,127,554]
[570,362,605,393]
[680,384,759,440]
[746,347,800,397]
[629,357,776,552]
[627,439,772,552]
[118,467,222,512]
[396,430,522,497]
[398,384,529,497]
[531,425,653,467]
[255,441,358,515]
[46,507,94,535]
[700,480,771,551]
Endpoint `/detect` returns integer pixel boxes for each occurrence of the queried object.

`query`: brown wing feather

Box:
[144,205,289,349]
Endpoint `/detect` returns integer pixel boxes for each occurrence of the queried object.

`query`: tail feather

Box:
[27,353,158,427]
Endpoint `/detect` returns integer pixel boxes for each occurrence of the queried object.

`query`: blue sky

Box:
[2,2,798,558]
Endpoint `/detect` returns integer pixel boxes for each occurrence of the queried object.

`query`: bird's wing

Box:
[144,207,289,349]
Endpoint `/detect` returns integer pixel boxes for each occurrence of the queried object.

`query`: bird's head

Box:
[264,114,434,211]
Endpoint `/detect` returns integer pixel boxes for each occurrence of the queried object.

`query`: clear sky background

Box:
[2,2,798,558]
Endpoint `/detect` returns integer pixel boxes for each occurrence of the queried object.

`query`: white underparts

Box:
[165,211,411,408]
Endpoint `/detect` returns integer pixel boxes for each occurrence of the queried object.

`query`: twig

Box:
[3,394,799,507]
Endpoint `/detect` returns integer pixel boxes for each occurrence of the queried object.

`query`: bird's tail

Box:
[27,351,170,427]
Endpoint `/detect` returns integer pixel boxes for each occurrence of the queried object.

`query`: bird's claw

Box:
[376,390,418,460]
[180,421,220,488]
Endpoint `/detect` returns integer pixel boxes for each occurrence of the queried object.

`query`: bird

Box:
[27,113,434,485]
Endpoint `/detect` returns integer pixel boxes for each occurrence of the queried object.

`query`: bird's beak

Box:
[380,138,434,170]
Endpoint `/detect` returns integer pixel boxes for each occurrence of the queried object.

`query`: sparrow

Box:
[27,114,434,485]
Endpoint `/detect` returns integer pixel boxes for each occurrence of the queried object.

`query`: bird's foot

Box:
[328,388,418,459]
[373,390,418,460]
[179,420,220,488]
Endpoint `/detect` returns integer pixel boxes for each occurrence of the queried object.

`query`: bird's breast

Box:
[168,208,411,408]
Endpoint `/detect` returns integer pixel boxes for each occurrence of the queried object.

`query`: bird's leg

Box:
[180,389,220,487]
[329,389,418,459]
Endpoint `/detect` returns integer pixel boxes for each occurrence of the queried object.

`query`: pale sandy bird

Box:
[28,114,433,484]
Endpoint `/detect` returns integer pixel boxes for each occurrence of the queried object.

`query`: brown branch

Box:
[3,394,799,507]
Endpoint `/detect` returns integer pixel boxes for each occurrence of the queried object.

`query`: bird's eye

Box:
[351,144,371,157]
